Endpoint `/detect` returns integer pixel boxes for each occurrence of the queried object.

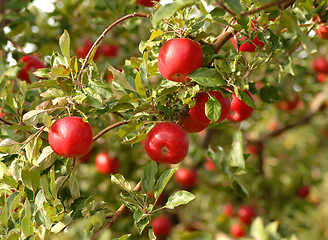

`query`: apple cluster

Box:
[312,56,328,83]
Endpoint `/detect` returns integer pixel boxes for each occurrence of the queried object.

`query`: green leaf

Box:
[179,231,214,240]
[135,71,147,99]
[88,78,113,100]
[35,189,47,210]
[250,217,267,240]
[230,130,245,170]
[70,171,80,199]
[165,190,195,209]
[260,85,281,103]
[21,199,32,237]
[141,161,157,194]
[33,68,51,78]
[205,95,221,122]
[36,146,57,171]
[111,174,133,193]
[135,217,150,235]
[139,29,163,53]
[189,68,226,87]
[0,162,7,179]
[0,139,22,154]
[0,198,8,228]
[59,30,71,64]
[154,168,177,199]
[232,178,249,197]
[120,192,140,212]
[222,0,244,14]
[152,0,196,26]
[133,210,144,223]
[239,90,256,109]
[22,109,52,128]
[112,234,131,240]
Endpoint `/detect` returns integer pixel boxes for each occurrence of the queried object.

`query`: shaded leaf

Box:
[141,161,157,194]
[189,67,226,87]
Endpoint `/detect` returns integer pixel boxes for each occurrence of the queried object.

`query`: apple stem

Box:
[76,13,151,86]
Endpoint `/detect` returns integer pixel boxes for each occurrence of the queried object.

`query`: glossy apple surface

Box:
[189,90,231,124]
[182,116,209,133]
[137,0,159,7]
[48,116,93,158]
[316,24,328,39]
[312,57,328,74]
[95,152,120,174]
[151,215,172,237]
[143,122,189,164]
[237,205,256,224]
[175,168,198,188]
[227,90,254,122]
[158,38,203,82]
[230,223,246,238]
[17,55,46,84]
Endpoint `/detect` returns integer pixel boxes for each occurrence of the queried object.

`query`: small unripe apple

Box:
[48,116,93,158]
[316,24,328,39]
[158,38,203,82]
[227,90,254,122]
[143,122,189,164]
[297,185,310,199]
[17,55,46,84]
[182,116,209,133]
[230,222,246,238]
[95,152,120,174]
[175,168,198,188]
[189,90,231,124]
[223,203,235,217]
[151,215,172,237]
[137,0,159,7]
[312,57,328,74]
[237,205,256,224]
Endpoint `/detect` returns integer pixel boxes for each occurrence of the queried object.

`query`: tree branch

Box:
[93,120,131,142]
[77,13,151,85]
[91,181,142,240]
[176,104,189,126]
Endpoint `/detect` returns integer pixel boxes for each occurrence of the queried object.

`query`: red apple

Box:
[312,57,328,74]
[151,215,172,237]
[230,223,246,238]
[17,55,46,84]
[298,185,310,199]
[175,168,198,188]
[48,116,93,158]
[137,0,159,7]
[231,20,265,52]
[227,90,254,122]
[182,116,209,133]
[316,24,328,39]
[76,39,101,61]
[95,152,120,174]
[148,191,165,205]
[237,205,256,225]
[189,90,231,124]
[0,108,4,118]
[101,44,119,57]
[247,144,258,154]
[317,73,327,83]
[158,38,203,82]
[143,122,189,164]
[204,156,216,171]
[277,95,302,112]
[223,203,235,217]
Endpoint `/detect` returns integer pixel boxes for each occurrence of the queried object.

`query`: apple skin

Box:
[137,0,159,7]
[316,24,328,39]
[0,108,4,118]
[312,57,328,74]
[17,55,46,84]
[182,116,209,133]
[175,168,198,188]
[227,90,254,122]
[317,73,327,83]
[223,203,235,217]
[189,90,231,124]
[298,185,310,199]
[143,122,189,164]
[158,38,203,82]
[237,205,256,225]
[204,156,216,171]
[151,215,172,237]
[230,223,246,238]
[48,116,93,158]
[95,152,120,174]
[101,44,119,57]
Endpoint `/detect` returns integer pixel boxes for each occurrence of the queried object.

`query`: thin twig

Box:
[93,120,131,142]
[6,36,26,55]
[76,13,151,85]
[0,117,13,125]
[91,181,142,240]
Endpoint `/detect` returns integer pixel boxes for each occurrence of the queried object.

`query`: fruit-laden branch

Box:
[77,13,151,85]
[93,120,131,142]
[91,181,142,240]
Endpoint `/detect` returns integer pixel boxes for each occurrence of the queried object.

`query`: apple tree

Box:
[1,0,328,239]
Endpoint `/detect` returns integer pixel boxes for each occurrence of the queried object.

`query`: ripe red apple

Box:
[48,116,93,158]
[189,90,231,124]
[247,144,259,154]
[95,152,120,174]
[231,20,265,52]
[0,108,4,118]
[317,73,327,82]
[312,57,328,74]
[297,185,310,199]
[204,156,216,171]
[101,44,119,57]
[143,122,189,164]
[137,0,159,7]
[158,38,203,82]
[175,168,198,188]
[227,90,254,122]
[182,116,209,133]
[316,24,328,39]
[230,223,246,238]
[151,215,172,237]
[223,203,235,217]
[17,55,46,84]
[237,205,256,224]
[277,95,302,112]
[76,39,101,61]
